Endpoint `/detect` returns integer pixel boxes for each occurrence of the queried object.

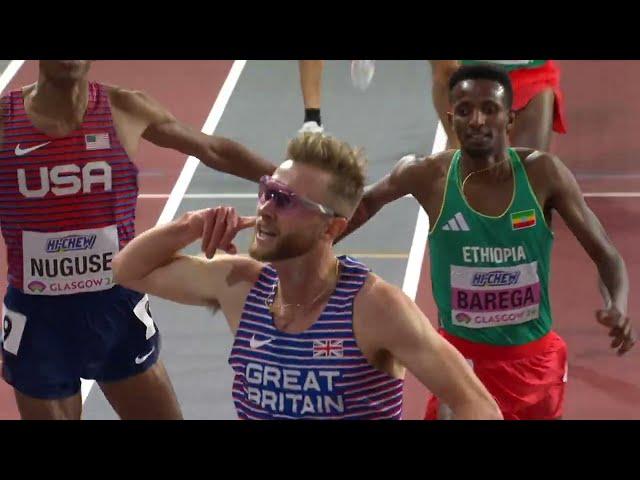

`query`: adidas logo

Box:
[442,212,470,231]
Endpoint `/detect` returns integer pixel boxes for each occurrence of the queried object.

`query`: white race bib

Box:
[22,225,119,295]
[450,262,541,328]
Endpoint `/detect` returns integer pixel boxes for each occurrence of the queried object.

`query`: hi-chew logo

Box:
[46,234,97,253]
[471,271,521,287]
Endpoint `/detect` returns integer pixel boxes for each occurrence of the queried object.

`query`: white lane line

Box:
[583,192,640,197]
[0,60,25,95]
[401,122,447,300]
[156,60,247,226]
[80,60,247,405]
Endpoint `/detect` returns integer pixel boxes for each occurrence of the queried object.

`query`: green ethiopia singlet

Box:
[428,149,554,346]
[459,60,547,72]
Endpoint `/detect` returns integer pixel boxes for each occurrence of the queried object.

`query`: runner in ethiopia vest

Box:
[0,60,276,420]
[429,149,552,343]
[336,63,634,420]
[422,148,568,420]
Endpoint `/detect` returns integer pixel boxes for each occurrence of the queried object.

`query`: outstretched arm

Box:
[336,154,424,243]
[112,88,276,182]
[547,155,634,355]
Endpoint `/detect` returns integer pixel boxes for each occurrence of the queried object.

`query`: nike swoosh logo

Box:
[250,335,274,349]
[135,346,155,364]
[15,141,51,156]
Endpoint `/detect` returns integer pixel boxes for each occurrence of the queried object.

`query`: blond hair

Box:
[286,133,367,214]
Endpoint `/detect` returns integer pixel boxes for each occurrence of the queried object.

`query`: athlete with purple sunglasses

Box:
[112,133,501,420]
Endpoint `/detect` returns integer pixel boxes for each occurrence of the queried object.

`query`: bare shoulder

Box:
[428,149,457,177]
[393,150,454,189]
[106,85,174,122]
[407,149,453,173]
[354,272,415,328]
[106,84,149,110]
[515,148,568,190]
[516,148,563,173]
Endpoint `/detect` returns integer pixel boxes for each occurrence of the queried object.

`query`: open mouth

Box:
[256,224,277,240]
[467,132,491,141]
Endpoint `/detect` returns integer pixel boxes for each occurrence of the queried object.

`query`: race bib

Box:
[450,262,540,328]
[22,225,119,295]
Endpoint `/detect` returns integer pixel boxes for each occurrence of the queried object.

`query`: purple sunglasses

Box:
[258,176,344,218]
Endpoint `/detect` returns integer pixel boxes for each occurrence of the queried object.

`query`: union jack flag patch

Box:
[313,339,344,358]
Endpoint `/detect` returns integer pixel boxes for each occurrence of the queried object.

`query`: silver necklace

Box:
[266,259,341,317]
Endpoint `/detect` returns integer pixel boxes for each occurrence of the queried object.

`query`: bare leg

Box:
[99,361,183,420]
[14,389,82,420]
[509,88,555,151]
[299,60,324,109]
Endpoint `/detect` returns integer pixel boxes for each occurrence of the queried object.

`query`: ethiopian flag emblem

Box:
[511,209,536,230]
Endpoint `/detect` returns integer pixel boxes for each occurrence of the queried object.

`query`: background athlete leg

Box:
[98,361,183,420]
[509,89,555,151]
[299,60,324,110]
[14,390,82,420]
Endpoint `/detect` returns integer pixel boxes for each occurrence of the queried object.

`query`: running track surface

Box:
[1,61,639,420]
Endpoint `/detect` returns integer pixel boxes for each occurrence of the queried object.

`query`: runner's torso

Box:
[228,256,405,419]
[0,82,139,295]
[427,149,554,345]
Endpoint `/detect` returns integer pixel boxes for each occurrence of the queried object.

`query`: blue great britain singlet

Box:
[228,256,405,420]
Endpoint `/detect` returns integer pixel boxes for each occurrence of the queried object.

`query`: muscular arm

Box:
[546,155,634,354]
[112,208,257,309]
[111,88,276,182]
[358,279,502,420]
[336,154,425,243]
